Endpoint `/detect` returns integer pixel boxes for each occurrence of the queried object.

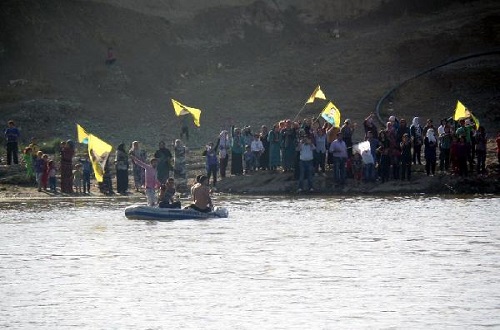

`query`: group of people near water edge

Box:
[197,114,497,192]
[2,113,499,201]
[2,122,214,212]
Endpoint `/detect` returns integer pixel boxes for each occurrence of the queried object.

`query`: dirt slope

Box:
[0,0,499,151]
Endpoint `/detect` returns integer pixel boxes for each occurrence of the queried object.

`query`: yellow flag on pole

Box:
[171,98,201,127]
[76,123,89,144]
[320,101,342,128]
[453,100,471,121]
[87,134,112,183]
[454,100,480,128]
[306,85,326,104]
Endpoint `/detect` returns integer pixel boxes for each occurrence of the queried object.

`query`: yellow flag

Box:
[470,113,480,129]
[76,124,89,144]
[306,85,326,104]
[320,101,342,128]
[453,100,471,121]
[171,98,201,127]
[87,134,112,183]
[454,100,480,128]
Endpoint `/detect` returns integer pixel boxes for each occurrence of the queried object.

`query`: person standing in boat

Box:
[130,155,160,206]
[188,175,213,213]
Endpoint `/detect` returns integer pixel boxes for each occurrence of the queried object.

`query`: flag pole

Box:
[293,102,307,122]
[315,113,322,122]
[294,85,326,122]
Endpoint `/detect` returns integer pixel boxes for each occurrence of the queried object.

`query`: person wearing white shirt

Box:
[329,132,348,185]
[250,134,265,170]
[296,136,315,192]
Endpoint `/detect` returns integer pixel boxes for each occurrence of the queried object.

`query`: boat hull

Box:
[125,205,228,221]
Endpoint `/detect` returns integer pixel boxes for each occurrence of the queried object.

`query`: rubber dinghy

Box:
[125,205,229,221]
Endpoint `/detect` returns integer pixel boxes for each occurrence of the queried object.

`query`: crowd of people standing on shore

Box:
[3,126,92,194]
[3,115,499,198]
[199,113,497,192]
[1,119,191,198]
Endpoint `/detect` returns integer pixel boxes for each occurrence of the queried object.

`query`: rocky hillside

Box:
[1,0,499,152]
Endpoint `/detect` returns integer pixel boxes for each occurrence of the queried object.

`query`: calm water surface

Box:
[1,196,499,329]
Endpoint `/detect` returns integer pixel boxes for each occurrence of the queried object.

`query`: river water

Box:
[0,196,499,329]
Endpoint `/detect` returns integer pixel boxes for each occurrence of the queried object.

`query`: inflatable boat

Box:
[124,204,229,221]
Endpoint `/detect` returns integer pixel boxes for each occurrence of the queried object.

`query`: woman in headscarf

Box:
[128,141,147,192]
[267,124,281,171]
[259,125,270,170]
[410,117,423,165]
[280,119,297,172]
[218,130,230,178]
[230,126,245,175]
[60,140,75,193]
[115,143,129,194]
[173,139,188,185]
[424,128,437,176]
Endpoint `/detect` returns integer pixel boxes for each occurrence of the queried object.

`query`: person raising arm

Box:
[130,155,160,206]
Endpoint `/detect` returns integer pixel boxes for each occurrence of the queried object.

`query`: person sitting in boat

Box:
[158,177,181,209]
[188,175,213,213]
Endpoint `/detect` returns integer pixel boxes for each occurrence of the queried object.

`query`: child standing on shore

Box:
[79,155,92,194]
[73,163,83,194]
[34,151,45,192]
[351,152,363,184]
[22,147,34,182]
[243,145,255,174]
[48,160,57,192]
[41,154,49,191]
